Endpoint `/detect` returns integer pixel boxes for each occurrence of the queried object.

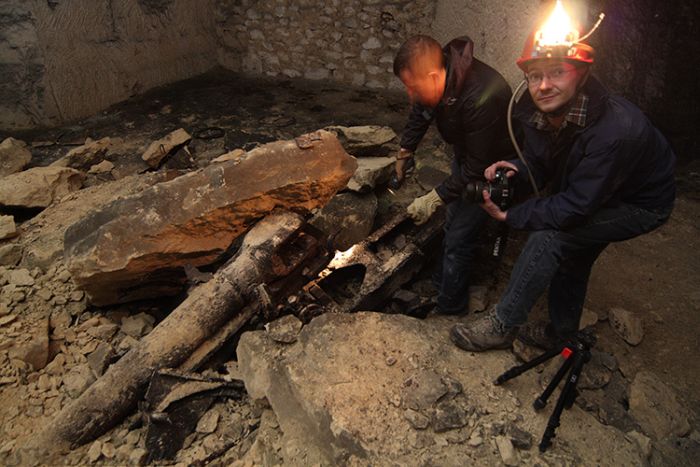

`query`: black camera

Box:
[463,168,514,210]
[463,168,515,258]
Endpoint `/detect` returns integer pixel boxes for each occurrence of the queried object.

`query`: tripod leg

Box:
[533,355,574,410]
[539,351,586,452]
[494,345,563,386]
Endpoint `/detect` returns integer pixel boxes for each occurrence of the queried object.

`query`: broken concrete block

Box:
[0,137,32,178]
[0,215,17,240]
[0,243,22,266]
[496,436,518,466]
[346,157,395,193]
[88,160,115,174]
[64,363,96,398]
[0,166,85,209]
[142,128,191,168]
[309,192,377,251]
[432,400,468,432]
[609,307,644,345]
[87,342,115,377]
[8,268,34,286]
[9,317,49,371]
[64,130,357,305]
[51,137,114,170]
[120,312,155,338]
[325,125,398,157]
[196,408,220,434]
[629,371,691,440]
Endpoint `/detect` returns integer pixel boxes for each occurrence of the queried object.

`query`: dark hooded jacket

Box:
[506,76,676,231]
[399,37,513,203]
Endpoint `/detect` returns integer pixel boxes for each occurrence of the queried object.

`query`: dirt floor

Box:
[2,68,699,464]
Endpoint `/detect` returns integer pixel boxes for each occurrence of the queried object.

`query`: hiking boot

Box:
[517,320,571,350]
[450,309,518,352]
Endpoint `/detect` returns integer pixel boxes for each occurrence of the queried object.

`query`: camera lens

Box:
[464,181,486,202]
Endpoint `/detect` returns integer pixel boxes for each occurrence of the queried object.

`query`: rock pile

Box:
[0,118,696,467]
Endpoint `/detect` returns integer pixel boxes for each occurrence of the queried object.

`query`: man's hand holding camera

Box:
[480,161,518,222]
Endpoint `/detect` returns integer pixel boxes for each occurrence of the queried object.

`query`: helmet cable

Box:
[507,79,541,197]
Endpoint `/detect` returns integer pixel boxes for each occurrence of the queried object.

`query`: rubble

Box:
[346,156,395,193]
[0,71,694,467]
[0,215,17,240]
[64,130,356,305]
[88,160,115,175]
[495,435,518,466]
[237,311,645,465]
[8,317,49,371]
[51,137,116,171]
[32,212,308,453]
[0,137,32,178]
[142,128,192,168]
[628,370,691,440]
[609,307,644,345]
[0,166,85,209]
[0,244,22,266]
[325,125,398,157]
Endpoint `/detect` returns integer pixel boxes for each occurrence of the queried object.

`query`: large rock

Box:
[629,371,691,440]
[0,166,85,209]
[309,192,377,251]
[237,312,644,466]
[0,137,32,178]
[18,172,172,268]
[325,125,398,157]
[64,130,356,305]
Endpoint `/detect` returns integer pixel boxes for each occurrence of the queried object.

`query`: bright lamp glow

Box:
[536,0,579,48]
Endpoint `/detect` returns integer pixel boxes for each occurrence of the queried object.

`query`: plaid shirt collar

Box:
[530,93,589,130]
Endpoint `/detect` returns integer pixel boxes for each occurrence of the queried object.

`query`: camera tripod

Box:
[493,330,596,452]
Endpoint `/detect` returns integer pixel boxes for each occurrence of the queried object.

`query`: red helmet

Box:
[516,31,595,71]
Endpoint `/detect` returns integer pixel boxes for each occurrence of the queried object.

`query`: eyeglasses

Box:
[525,67,577,86]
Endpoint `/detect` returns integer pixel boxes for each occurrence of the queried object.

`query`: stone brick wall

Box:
[214,0,435,90]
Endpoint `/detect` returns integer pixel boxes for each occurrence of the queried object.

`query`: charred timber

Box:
[31,211,305,452]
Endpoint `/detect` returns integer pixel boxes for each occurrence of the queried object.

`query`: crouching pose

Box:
[451,18,676,351]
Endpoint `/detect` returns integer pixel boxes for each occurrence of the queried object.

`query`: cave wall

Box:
[1,0,698,161]
[0,0,217,131]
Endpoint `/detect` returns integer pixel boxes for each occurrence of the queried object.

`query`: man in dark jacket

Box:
[450,26,676,351]
[393,35,513,315]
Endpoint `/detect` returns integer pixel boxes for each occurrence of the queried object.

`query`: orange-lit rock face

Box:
[64,130,357,306]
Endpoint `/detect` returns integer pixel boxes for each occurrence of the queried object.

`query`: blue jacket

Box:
[399,36,513,203]
[506,76,676,231]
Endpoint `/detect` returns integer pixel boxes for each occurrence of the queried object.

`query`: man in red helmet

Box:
[450,32,676,351]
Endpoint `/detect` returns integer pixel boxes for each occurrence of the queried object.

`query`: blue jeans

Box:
[496,203,673,335]
[434,197,489,314]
